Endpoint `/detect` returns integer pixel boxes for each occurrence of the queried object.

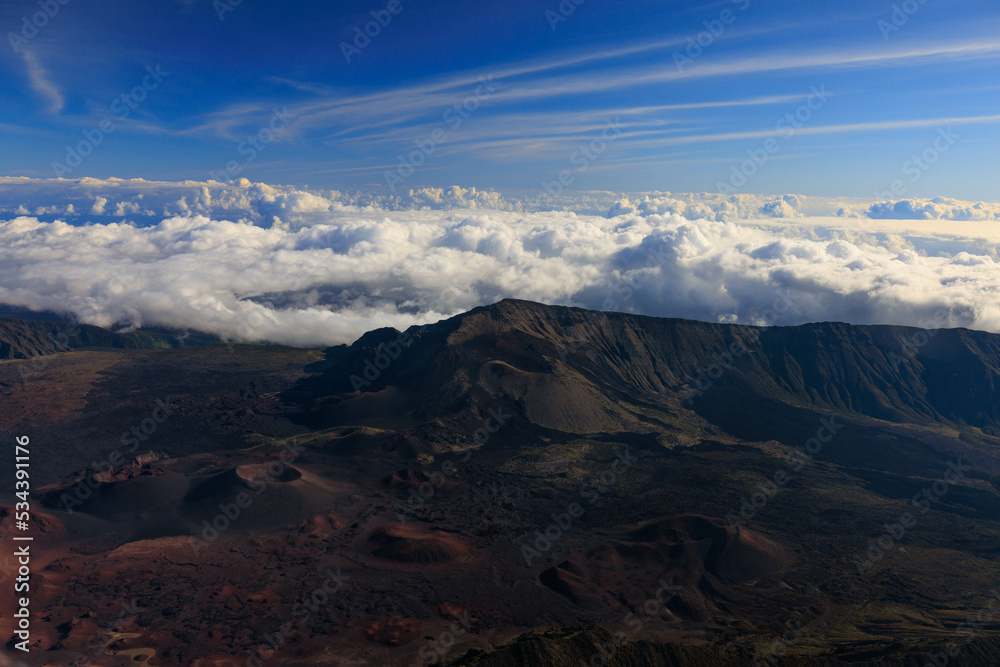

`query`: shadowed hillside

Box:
[288,298,1000,435]
[0,317,219,359]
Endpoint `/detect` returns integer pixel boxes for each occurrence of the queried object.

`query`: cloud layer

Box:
[1,178,999,347]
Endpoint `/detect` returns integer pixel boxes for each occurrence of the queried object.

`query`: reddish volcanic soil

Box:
[368,522,471,565]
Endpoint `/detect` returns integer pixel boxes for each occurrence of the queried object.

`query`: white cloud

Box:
[863,198,1000,221]
[1,178,999,347]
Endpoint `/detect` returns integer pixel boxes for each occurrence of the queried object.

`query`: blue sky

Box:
[1,0,998,199]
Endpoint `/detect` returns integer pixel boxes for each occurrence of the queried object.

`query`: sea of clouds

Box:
[1,177,998,347]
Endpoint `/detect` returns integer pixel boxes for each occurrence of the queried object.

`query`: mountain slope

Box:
[289,298,1000,435]
[0,317,219,359]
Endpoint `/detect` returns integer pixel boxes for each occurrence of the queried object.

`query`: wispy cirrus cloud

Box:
[19,50,64,114]
[149,35,1000,193]
[184,37,1000,140]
